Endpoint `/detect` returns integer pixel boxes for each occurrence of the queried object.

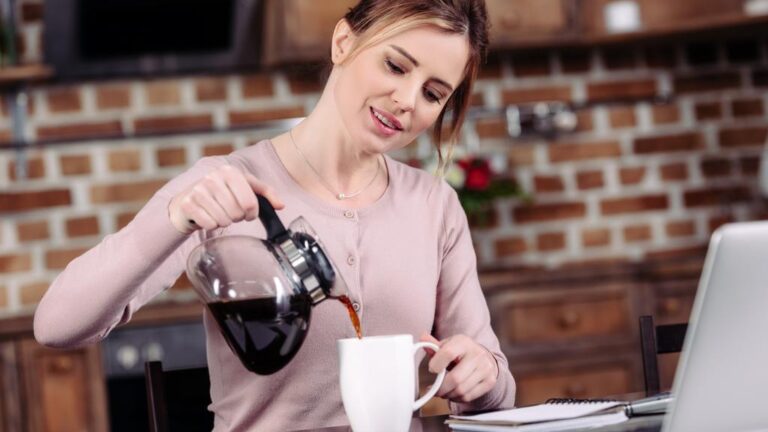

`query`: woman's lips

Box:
[370,107,402,137]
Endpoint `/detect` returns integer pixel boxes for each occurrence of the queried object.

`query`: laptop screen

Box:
[663,221,768,432]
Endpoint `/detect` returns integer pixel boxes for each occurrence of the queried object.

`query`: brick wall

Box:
[1,1,768,315]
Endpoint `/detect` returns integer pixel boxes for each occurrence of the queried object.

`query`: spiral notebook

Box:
[446,399,628,431]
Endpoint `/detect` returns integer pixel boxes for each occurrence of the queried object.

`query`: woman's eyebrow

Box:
[389,44,455,92]
[390,44,419,66]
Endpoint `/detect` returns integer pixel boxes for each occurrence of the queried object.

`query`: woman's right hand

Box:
[168,164,285,234]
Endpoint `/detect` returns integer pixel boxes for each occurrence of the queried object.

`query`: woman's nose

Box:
[391,83,418,113]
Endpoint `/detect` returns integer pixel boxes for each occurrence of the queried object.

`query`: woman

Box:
[34,0,517,430]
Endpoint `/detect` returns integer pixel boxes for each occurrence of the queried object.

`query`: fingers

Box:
[419,333,440,357]
[183,198,218,230]
[445,373,496,403]
[426,335,499,403]
[428,335,463,374]
[191,188,233,227]
[245,173,285,210]
[443,356,496,402]
[168,164,284,233]
[219,168,258,220]
[458,377,495,403]
[435,349,481,397]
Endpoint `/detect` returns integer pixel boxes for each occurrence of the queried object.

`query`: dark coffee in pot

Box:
[207,293,312,375]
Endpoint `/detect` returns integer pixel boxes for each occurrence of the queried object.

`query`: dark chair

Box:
[145,361,214,432]
[638,315,688,396]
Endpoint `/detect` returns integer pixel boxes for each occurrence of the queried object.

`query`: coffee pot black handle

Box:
[188,194,287,242]
[256,195,288,243]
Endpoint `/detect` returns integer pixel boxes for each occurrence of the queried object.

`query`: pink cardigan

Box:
[34,140,516,431]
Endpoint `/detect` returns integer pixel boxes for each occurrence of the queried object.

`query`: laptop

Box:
[662,221,768,432]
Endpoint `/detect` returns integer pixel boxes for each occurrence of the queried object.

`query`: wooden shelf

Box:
[0,64,54,87]
[581,12,768,46]
[494,12,768,51]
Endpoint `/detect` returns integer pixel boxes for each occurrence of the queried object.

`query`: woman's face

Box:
[332,24,470,155]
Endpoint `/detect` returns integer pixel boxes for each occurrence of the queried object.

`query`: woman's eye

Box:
[423,88,442,103]
[385,59,405,74]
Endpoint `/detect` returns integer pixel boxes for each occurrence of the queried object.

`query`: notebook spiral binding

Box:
[545,398,620,404]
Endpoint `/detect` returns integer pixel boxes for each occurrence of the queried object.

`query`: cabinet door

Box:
[1,341,22,432]
[486,0,573,48]
[18,340,108,432]
[262,0,357,66]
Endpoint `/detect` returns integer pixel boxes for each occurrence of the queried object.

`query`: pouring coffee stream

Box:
[187,195,362,375]
[338,295,363,339]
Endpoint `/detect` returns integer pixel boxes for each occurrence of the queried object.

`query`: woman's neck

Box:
[285,89,381,192]
[270,86,388,205]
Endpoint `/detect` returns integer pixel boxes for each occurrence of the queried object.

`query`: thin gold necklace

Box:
[289,129,381,201]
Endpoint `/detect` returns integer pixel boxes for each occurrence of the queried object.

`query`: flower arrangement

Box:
[412,150,527,225]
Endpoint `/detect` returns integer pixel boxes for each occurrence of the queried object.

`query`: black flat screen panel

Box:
[78,0,234,59]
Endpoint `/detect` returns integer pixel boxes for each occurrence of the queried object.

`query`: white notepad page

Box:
[447,411,628,432]
[450,401,623,424]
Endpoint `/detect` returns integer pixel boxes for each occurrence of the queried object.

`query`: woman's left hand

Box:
[419,333,499,403]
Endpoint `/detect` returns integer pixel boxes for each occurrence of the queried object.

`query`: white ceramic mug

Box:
[338,334,447,432]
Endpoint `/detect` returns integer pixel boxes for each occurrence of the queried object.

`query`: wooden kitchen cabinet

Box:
[261,0,576,63]
[260,0,765,64]
[502,284,633,344]
[480,257,703,404]
[0,336,108,432]
[580,0,750,37]
[485,0,576,48]
[261,0,357,66]
[17,339,108,432]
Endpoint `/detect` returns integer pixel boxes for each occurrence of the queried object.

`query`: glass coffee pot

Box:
[186,195,348,375]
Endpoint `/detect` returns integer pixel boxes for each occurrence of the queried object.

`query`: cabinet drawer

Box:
[515,364,632,406]
[504,288,631,343]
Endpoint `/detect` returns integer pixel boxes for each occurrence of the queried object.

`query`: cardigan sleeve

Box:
[433,183,517,413]
[34,156,228,348]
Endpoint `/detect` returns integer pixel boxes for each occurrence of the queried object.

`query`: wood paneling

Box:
[18,340,108,432]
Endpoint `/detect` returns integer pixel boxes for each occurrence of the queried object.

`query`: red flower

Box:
[459,157,492,191]
[406,158,422,168]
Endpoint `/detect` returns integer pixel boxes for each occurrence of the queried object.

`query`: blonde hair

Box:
[342,0,489,173]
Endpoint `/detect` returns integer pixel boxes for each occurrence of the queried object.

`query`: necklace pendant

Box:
[337,193,346,200]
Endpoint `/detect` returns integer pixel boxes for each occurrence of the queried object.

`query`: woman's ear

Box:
[331,18,356,65]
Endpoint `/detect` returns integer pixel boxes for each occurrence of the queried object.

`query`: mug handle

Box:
[411,342,447,411]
